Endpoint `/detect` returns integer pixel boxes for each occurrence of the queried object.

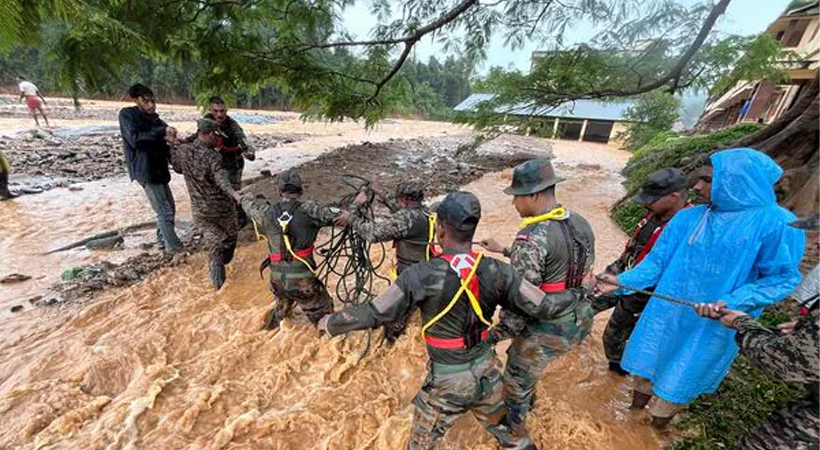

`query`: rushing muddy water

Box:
[0,122,667,449]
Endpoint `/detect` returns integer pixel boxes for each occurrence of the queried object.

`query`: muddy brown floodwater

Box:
[0,113,666,449]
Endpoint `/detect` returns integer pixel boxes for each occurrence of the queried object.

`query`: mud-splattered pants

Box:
[196,214,238,290]
[411,352,534,450]
[602,293,649,364]
[502,303,594,436]
[269,276,334,325]
[733,399,819,450]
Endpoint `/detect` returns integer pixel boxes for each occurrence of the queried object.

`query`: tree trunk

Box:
[732,75,819,217]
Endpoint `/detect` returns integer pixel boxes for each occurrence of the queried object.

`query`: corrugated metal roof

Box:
[453,93,635,121]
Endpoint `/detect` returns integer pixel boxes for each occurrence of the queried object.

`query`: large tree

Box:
[1,0,816,213]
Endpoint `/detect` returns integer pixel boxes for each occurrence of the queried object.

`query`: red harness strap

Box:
[539,281,567,293]
[424,252,489,350]
[268,247,314,262]
[425,330,490,349]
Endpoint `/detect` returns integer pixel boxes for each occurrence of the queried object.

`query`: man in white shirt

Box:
[17,76,49,127]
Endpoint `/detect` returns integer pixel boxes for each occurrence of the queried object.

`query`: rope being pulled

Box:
[595,275,705,309]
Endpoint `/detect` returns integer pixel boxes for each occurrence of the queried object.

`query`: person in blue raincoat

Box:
[597,148,805,428]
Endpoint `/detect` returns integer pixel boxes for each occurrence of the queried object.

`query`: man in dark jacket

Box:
[118,84,183,253]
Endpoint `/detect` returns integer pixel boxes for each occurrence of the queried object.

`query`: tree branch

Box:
[299,0,478,50]
[545,0,732,102]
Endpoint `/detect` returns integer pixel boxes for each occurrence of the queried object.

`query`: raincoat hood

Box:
[710,148,782,212]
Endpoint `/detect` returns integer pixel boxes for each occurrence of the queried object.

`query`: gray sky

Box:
[342,0,789,74]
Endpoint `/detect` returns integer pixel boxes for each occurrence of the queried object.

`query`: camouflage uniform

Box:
[325,191,589,450]
[185,114,255,226]
[239,170,337,327]
[349,180,433,342]
[731,261,819,450]
[493,158,596,439]
[170,133,237,289]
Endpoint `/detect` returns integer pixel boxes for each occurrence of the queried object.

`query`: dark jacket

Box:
[119,106,171,184]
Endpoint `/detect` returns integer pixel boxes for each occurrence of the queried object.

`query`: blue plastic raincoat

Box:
[619,148,805,405]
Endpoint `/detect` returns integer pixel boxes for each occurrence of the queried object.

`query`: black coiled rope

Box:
[314,175,392,306]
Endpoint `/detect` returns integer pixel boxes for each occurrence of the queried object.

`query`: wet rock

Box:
[260,169,272,177]
[0,273,32,284]
[68,186,84,192]
[10,305,23,313]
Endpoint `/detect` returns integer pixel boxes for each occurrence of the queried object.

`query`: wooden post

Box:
[579,119,589,142]
[552,118,560,138]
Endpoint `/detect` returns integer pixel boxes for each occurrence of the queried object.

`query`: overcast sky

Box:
[341,0,790,74]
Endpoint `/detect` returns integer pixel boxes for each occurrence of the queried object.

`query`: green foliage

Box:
[611,201,646,233]
[619,92,681,152]
[707,34,797,98]
[623,123,761,192]
[669,354,806,450]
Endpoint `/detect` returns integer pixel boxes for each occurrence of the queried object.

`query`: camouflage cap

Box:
[437,191,481,231]
[278,169,303,193]
[790,213,819,231]
[503,158,564,196]
[396,179,425,201]
[197,118,226,137]
[634,168,687,205]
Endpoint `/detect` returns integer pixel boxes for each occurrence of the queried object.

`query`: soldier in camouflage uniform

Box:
[335,179,436,343]
[184,96,256,227]
[318,191,591,450]
[481,158,595,441]
[239,169,339,329]
[591,168,688,375]
[170,118,240,290]
[698,214,819,450]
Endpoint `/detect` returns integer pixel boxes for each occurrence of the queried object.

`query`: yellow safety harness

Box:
[519,206,567,229]
[389,212,438,280]
[420,252,492,335]
[276,211,317,275]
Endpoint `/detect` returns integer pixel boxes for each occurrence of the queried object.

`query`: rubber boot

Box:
[0,172,18,200]
[263,308,283,330]
[630,390,652,410]
[651,415,673,429]
[608,361,629,376]
[209,260,226,290]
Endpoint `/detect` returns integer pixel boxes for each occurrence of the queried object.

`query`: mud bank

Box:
[1,129,300,195]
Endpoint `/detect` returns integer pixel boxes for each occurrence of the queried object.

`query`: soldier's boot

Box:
[263,308,283,330]
[650,415,673,429]
[209,259,226,290]
[0,172,18,200]
[630,390,652,410]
